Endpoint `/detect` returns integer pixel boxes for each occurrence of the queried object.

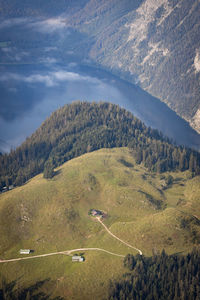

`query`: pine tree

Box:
[43,160,54,179]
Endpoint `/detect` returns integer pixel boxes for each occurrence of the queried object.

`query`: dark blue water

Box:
[0,15,199,152]
[0,62,200,153]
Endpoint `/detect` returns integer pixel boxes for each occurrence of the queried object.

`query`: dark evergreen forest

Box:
[108,248,200,300]
[0,102,200,190]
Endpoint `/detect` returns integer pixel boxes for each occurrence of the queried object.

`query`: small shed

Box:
[91,209,102,216]
[20,249,31,254]
[72,256,84,262]
[2,187,7,193]
[91,209,98,216]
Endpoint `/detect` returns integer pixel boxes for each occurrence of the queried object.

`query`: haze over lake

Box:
[1,62,200,153]
[0,15,200,152]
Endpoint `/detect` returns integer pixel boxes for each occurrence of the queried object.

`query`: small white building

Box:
[20,249,31,254]
[72,256,84,262]
[2,186,7,193]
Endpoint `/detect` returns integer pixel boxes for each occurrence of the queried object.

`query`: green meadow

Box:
[0,148,200,299]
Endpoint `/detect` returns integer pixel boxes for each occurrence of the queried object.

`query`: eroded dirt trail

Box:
[96,217,142,255]
[0,217,142,263]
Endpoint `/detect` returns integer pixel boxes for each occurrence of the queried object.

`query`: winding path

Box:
[96,217,142,255]
[68,248,124,257]
[0,217,142,263]
[0,248,125,264]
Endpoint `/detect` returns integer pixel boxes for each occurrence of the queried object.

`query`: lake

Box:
[0,15,200,152]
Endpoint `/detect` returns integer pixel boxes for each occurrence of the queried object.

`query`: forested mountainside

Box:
[65,0,200,133]
[0,102,199,190]
[1,146,200,299]
[0,0,199,133]
[108,249,200,300]
[2,250,200,300]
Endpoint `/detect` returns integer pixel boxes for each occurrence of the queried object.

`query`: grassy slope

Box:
[0,147,200,299]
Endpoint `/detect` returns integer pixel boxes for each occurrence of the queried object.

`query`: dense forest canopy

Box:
[108,248,200,300]
[0,102,199,190]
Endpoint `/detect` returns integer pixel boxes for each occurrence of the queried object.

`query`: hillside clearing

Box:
[0,147,199,299]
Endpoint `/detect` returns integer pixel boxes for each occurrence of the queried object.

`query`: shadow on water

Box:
[79,64,200,151]
[0,63,200,152]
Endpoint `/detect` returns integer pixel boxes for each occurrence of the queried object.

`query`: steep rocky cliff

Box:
[66,0,200,133]
[1,0,199,133]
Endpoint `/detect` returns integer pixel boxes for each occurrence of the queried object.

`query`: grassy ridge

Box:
[0,148,200,299]
[1,102,199,191]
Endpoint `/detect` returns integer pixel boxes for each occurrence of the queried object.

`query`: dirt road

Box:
[0,216,142,263]
[96,217,142,255]
[0,247,125,263]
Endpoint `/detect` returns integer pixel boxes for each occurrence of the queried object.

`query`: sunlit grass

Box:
[0,147,199,299]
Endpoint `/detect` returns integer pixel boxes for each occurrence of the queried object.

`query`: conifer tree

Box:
[43,160,54,179]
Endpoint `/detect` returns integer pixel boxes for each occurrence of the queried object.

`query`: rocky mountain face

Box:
[0,0,199,133]
[65,0,200,133]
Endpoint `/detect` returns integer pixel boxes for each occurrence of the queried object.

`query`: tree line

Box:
[108,248,200,300]
[128,136,200,174]
[0,102,199,190]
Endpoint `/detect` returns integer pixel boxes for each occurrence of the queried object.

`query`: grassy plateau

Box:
[0,147,200,299]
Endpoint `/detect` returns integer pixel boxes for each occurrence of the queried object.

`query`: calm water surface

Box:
[0,63,200,152]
